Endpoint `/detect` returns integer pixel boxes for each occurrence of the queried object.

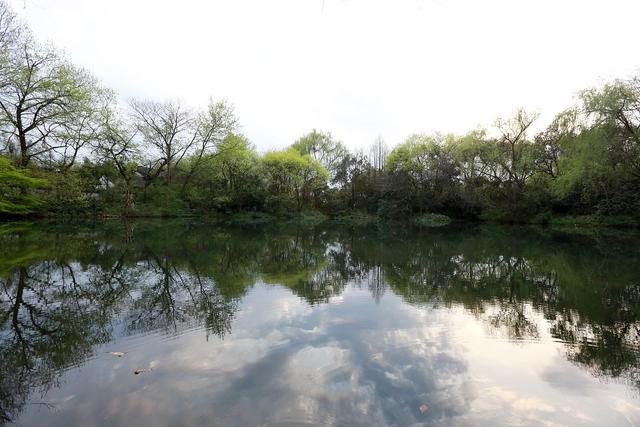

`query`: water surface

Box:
[1,221,639,426]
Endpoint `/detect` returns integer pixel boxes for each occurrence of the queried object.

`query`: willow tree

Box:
[291,129,348,179]
[549,77,640,214]
[386,134,459,213]
[533,108,580,180]
[493,108,539,190]
[207,134,258,193]
[262,149,328,210]
[581,77,640,178]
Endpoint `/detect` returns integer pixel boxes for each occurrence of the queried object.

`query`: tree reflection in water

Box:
[0,221,639,423]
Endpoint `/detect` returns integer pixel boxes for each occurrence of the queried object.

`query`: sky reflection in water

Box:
[1,221,640,426]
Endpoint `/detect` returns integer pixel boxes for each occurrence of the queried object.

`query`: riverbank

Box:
[4,209,638,231]
[223,211,640,229]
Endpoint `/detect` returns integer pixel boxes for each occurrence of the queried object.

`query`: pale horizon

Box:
[8,0,640,151]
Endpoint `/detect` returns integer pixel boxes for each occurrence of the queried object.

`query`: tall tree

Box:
[492,108,539,189]
[333,151,372,208]
[581,77,640,178]
[0,36,100,167]
[387,134,459,213]
[533,108,579,179]
[93,100,139,213]
[262,149,328,210]
[370,135,388,173]
[129,99,194,185]
[291,129,348,179]
[180,99,238,193]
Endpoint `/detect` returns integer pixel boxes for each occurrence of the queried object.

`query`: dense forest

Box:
[0,1,639,225]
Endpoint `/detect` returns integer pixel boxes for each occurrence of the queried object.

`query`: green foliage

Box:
[0,157,47,215]
[0,36,102,168]
[291,129,349,178]
[330,210,378,226]
[183,134,264,212]
[387,134,459,188]
[138,184,190,217]
[261,149,329,211]
[546,78,640,217]
[385,134,461,216]
[37,170,92,216]
[0,0,638,227]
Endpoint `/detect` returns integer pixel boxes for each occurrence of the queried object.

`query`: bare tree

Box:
[129,99,195,185]
[370,135,388,173]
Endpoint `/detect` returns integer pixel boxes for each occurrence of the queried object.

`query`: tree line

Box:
[0,0,639,224]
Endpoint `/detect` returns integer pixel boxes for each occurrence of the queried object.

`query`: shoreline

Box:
[2,211,639,231]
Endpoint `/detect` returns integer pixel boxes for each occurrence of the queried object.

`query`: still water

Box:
[1,221,639,426]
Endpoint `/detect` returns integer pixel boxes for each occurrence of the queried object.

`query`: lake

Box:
[1,220,639,426]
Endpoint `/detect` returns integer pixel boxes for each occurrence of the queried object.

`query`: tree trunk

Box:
[18,130,28,167]
[123,183,134,216]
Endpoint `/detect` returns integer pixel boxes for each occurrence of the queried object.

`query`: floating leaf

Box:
[108,352,126,357]
[419,404,429,413]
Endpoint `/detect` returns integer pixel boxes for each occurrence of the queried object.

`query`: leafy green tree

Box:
[493,108,539,190]
[448,131,489,201]
[93,101,140,214]
[210,135,258,192]
[186,134,263,210]
[386,134,459,214]
[580,77,640,178]
[332,152,373,210]
[262,149,328,210]
[533,108,579,180]
[180,99,238,193]
[548,79,640,215]
[0,34,101,168]
[38,169,92,215]
[291,129,349,179]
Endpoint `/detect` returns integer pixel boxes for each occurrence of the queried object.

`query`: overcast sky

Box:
[8,0,640,151]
